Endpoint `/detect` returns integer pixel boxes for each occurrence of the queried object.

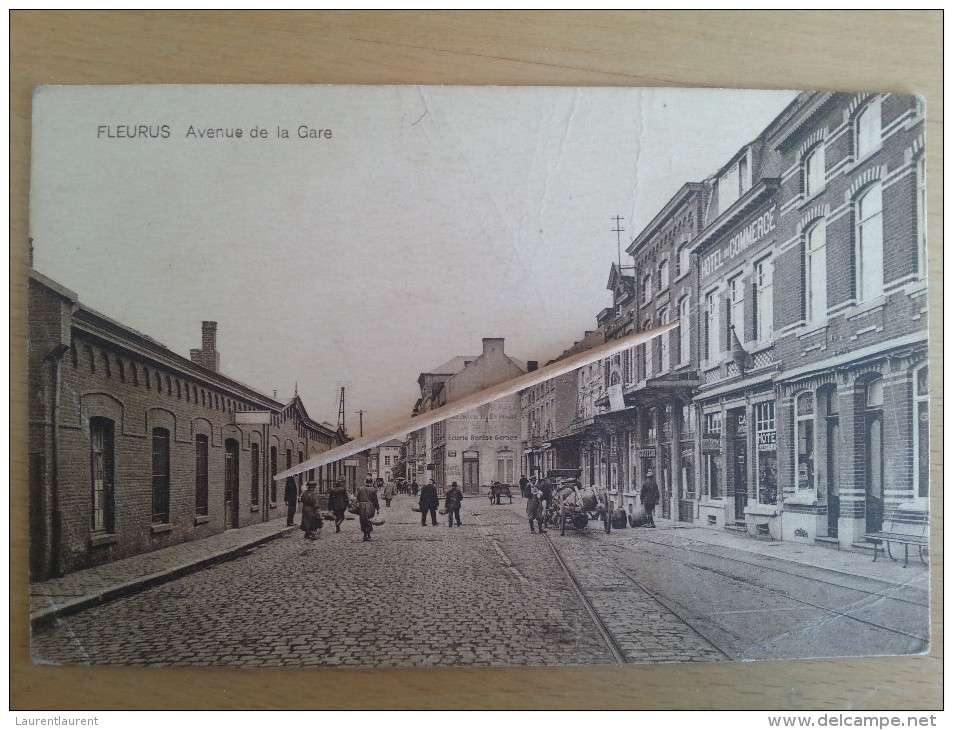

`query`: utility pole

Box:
[355,409,366,437]
[611,215,625,272]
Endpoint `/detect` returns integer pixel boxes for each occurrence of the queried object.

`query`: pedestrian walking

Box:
[640,470,661,528]
[356,476,381,541]
[526,484,545,534]
[419,478,439,526]
[445,481,463,527]
[299,482,323,540]
[539,478,553,525]
[383,479,395,508]
[519,474,529,498]
[328,479,349,533]
[411,480,419,497]
[284,476,299,527]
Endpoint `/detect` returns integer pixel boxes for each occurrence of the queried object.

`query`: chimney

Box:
[527,361,539,372]
[190,321,220,372]
[482,337,504,358]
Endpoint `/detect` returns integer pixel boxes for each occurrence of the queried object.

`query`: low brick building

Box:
[28,269,355,580]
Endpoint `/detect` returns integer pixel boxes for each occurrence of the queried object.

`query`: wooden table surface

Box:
[10,10,942,711]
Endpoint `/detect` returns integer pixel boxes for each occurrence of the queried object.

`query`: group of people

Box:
[283,469,663,541]
[416,479,463,527]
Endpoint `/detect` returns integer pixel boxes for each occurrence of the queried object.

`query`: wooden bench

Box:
[864,513,929,567]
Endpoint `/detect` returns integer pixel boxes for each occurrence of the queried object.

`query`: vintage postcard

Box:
[26,86,929,667]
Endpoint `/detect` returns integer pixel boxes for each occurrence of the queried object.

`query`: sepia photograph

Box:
[25,85,930,671]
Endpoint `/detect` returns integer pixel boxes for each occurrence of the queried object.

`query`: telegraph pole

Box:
[611,215,625,272]
[337,387,346,435]
[355,409,366,437]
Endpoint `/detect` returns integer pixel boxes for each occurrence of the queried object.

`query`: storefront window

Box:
[915,366,929,498]
[755,402,777,504]
[796,393,815,492]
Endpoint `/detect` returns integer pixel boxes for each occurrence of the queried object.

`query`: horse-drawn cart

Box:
[544,470,613,535]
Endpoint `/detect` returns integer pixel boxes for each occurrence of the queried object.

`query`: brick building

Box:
[409,338,524,494]
[535,91,928,551]
[28,269,358,580]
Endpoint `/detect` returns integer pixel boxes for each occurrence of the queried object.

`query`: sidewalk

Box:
[29,519,295,627]
[30,504,929,628]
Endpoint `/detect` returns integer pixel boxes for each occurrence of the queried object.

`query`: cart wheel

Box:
[603,510,611,534]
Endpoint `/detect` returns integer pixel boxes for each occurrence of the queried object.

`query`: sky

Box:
[30,85,797,434]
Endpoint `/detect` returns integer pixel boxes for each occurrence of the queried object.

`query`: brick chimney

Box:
[190,321,220,372]
[482,337,504,358]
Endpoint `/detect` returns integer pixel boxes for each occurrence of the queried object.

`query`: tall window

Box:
[755,257,774,342]
[755,402,777,504]
[658,306,670,372]
[678,296,691,364]
[917,155,927,277]
[855,99,882,158]
[195,434,209,516]
[676,244,690,278]
[642,273,652,304]
[270,446,278,503]
[644,318,654,377]
[152,427,171,524]
[795,393,815,493]
[805,220,827,323]
[659,259,670,289]
[914,366,929,498]
[856,183,884,302]
[704,289,720,360]
[251,443,260,506]
[90,418,115,532]
[803,145,825,198]
[727,275,744,345]
[497,449,515,484]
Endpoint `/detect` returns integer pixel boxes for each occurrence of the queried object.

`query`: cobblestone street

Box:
[31,495,647,668]
[31,492,926,669]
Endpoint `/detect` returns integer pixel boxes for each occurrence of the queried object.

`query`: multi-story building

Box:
[768,92,928,549]
[28,269,359,580]
[534,91,929,552]
[410,338,524,494]
[369,439,404,482]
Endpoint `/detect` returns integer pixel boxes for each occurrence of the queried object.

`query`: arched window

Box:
[117,359,126,383]
[90,417,115,532]
[678,295,691,364]
[195,434,209,516]
[805,220,827,323]
[795,392,816,494]
[855,99,882,158]
[804,144,825,198]
[151,427,171,524]
[856,183,884,302]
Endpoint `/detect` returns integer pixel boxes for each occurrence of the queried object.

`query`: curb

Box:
[30,526,297,629]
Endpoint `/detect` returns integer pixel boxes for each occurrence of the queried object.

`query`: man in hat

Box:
[444,481,463,527]
[419,478,439,527]
[356,476,380,541]
[328,479,349,533]
[283,476,299,527]
[299,481,322,540]
[640,470,661,528]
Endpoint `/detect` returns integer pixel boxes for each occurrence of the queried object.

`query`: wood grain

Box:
[10,9,942,711]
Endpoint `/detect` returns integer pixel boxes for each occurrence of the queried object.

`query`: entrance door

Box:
[224,439,240,529]
[462,451,480,495]
[730,409,748,521]
[865,414,884,533]
[826,415,840,537]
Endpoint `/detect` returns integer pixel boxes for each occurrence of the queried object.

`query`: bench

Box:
[864,513,929,567]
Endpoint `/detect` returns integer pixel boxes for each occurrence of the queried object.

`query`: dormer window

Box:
[717,150,753,214]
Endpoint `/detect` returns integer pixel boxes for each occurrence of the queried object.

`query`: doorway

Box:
[225,438,240,529]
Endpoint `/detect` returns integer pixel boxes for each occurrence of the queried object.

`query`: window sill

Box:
[250,505,260,513]
[151,523,174,535]
[194,515,210,526]
[798,187,827,210]
[846,295,887,320]
[89,532,119,548]
[796,320,828,338]
[844,146,884,175]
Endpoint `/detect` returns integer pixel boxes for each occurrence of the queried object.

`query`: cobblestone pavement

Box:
[31,495,629,668]
[30,494,926,668]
